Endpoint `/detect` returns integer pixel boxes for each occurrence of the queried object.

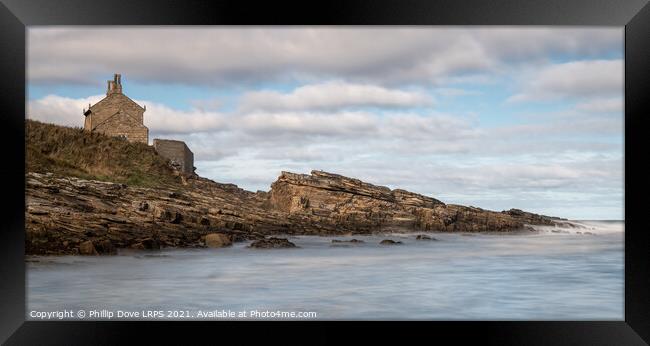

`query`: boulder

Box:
[79,240,98,255]
[380,239,402,245]
[205,233,232,248]
[249,237,297,249]
[332,239,364,243]
[415,235,437,241]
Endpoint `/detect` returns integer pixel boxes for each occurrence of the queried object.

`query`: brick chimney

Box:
[106,73,123,95]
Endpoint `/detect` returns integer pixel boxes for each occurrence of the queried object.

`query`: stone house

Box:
[83,73,149,144]
[83,74,195,175]
[153,139,195,174]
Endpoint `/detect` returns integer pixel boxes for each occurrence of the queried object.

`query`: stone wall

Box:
[93,113,148,144]
[153,139,194,174]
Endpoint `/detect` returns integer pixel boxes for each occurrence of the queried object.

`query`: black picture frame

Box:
[1,0,648,344]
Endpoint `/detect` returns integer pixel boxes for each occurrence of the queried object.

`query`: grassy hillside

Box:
[26,120,181,188]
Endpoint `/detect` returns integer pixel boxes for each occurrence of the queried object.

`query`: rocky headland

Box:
[25,120,567,255]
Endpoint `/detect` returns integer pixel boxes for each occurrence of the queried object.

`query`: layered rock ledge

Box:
[26,170,563,255]
[267,170,559,233]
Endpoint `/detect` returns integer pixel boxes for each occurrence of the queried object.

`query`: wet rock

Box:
[79,240,98,255]
[95,239,116,255]
[140,238,161,250]
[249,237,297,249]
[415,235,437,241]
[502,208,561,224]
[380,239,402,245]
[205,233,232,248]
[332,239,364,243]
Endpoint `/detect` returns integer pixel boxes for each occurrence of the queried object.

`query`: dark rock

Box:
[380,239,402,245]
[416,235,437,241]
[249,237,297,249]
[95,239,116,254]
[140,238,161,250]
[170,212,183,224]
[79,240,98,255]
[332,239,364,243]
[137,201,149,211]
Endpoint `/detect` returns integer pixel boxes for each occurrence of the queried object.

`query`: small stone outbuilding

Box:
[153,139,195,174]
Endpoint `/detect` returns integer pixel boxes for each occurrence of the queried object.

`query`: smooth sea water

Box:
[27,221,623,320]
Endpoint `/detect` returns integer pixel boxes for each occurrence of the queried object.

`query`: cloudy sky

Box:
[27,27,624,220]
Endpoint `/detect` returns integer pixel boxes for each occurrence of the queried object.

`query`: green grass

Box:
[26,120,181,188]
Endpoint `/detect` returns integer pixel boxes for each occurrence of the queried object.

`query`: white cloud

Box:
[236,111,378,136]
[142,103,226,134]
[28,27,622,87]
[188,98,223,112]
[27,94,104,127]
[575,97,623,113]
[239,81,433,112]
[508,59,623,103]
[381,113,480,141]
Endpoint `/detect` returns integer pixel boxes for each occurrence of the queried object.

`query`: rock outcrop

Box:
[249,237,297,249]
[26,172,314,255]
[380,239,402,245]
[204,233,232,248]
[25,169,562,255]
[267,170,555,234]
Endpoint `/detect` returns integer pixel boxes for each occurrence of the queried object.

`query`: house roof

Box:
[85,93,145,117]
